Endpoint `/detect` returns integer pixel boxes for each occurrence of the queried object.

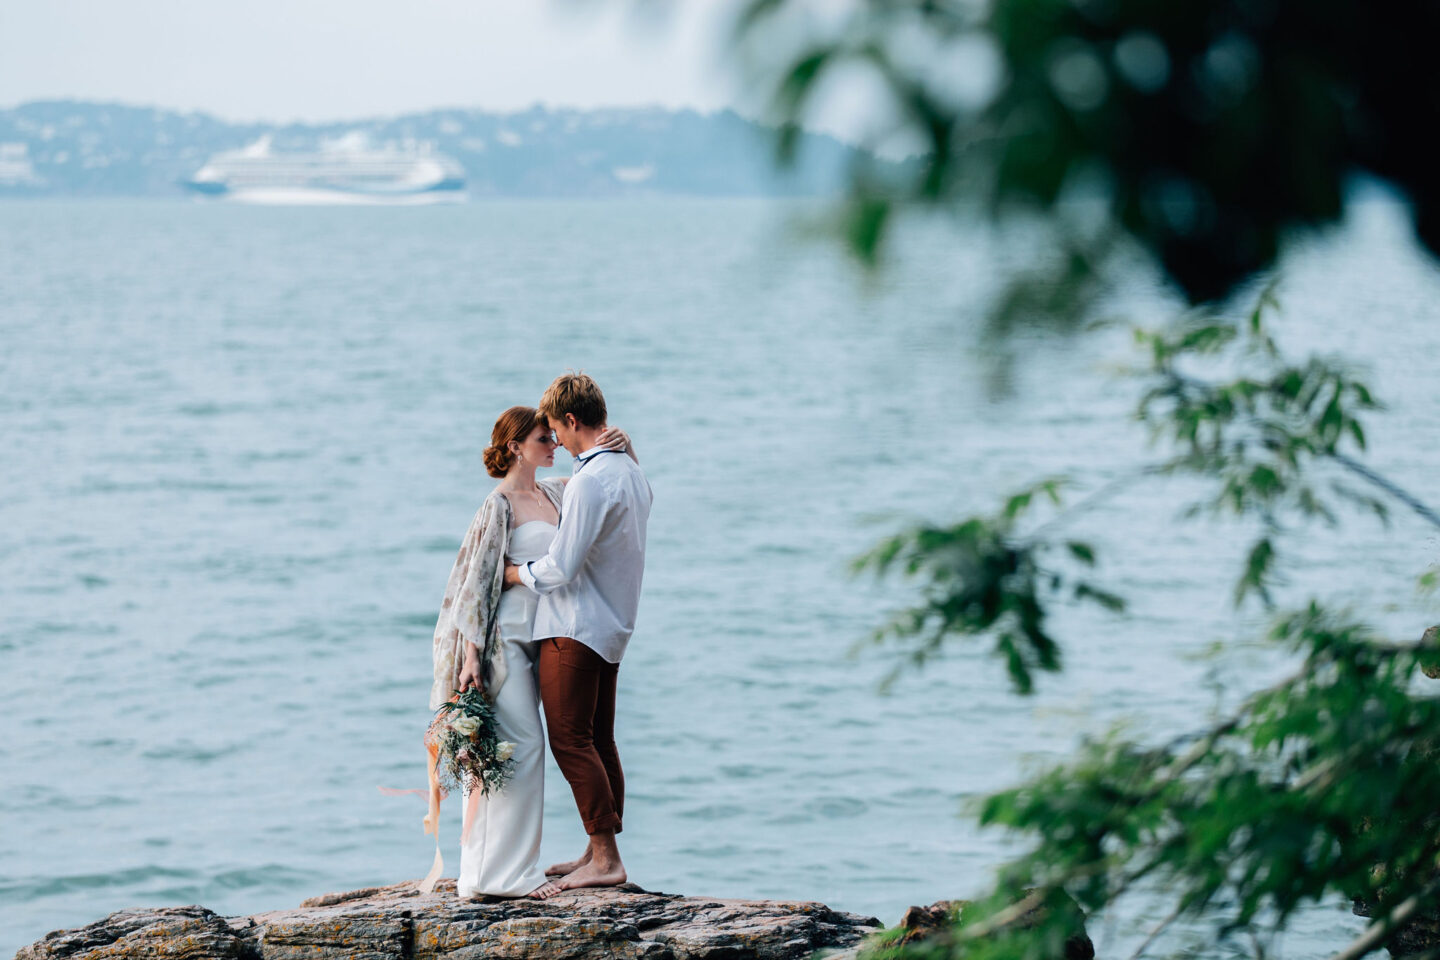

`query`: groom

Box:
[503,372,652,892]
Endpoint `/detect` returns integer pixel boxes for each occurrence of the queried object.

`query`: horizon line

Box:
[1,95,774,128]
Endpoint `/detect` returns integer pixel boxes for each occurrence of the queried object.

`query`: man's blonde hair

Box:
[538,372,608,428]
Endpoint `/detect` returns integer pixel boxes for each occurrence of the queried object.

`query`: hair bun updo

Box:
[483,444,514,479]
[484,405,542,479]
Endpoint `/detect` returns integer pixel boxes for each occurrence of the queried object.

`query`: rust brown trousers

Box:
[538,637,623,835]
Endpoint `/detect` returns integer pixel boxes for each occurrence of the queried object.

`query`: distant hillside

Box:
[0,100,864,198]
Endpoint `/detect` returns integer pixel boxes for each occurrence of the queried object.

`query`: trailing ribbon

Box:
[419,738,445,894]
[391,703,488,895]
[461,784,482,847]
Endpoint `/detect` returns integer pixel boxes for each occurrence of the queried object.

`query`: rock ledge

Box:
[15,880,883,960]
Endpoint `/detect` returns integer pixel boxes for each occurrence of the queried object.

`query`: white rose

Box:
[496,741,515,762]
[452,715,480,736]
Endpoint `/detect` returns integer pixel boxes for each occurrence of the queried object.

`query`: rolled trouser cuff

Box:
[583,812,623,835]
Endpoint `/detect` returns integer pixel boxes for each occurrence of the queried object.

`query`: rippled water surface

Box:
[2,198,1438,958]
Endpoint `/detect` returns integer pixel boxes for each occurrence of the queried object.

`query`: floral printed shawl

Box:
[428,478,565,710]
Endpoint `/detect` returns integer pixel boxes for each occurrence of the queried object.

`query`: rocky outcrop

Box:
[14,880,881,960]
[886,896,1094,960]
[1419,625,1440,678]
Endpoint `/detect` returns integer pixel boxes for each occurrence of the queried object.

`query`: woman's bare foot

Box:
[555,858,627,891]
[545,848,592,877]
[526,879,564,900]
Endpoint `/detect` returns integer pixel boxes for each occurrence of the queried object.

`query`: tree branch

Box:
[955,889,1046,941]
[1023,464,1167,543]
[1324,872,1440,960]
[1332,452,1440,531]
[1126,901,1185,960]
[1158,367,1440,532]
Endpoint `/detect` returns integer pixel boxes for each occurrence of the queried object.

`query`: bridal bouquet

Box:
[425,688,516,797]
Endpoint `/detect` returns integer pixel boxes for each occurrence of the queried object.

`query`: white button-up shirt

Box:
[517,446,653,663]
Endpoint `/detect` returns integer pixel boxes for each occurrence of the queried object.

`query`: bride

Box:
[428,405,633,899]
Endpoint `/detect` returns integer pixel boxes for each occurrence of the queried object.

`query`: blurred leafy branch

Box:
[855,288,1423,691]
[850,284,1440,958]
[736,0,1440,325]
[852,475,1122,694]
[733,0,1440,956]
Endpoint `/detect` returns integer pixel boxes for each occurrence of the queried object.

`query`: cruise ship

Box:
[184,133,466,204]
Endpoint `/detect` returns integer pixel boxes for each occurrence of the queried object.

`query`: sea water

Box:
[1,197,1437,958]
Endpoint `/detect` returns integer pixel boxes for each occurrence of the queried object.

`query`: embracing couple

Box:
[428,372,651,900]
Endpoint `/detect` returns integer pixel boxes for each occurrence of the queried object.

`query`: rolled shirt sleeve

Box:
[520,473,609,595]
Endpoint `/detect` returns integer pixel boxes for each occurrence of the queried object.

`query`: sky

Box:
[0,0,754,123]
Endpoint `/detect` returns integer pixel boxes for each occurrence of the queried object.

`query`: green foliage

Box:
[736,0,1440,308]
[1421,569,1440,597]
[854,285,1386,691]
[1134,287,1385,606]
[842,286,1440,959]
[732,3,1440,955]
[854,477,1124,694]
[955,606,1440,958]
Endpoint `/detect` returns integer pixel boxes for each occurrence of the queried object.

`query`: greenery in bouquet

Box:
[427,688,516,797]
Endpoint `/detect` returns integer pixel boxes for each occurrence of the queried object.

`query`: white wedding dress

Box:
[456,520,554,898]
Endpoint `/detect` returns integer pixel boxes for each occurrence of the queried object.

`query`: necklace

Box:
[505,484,545,504]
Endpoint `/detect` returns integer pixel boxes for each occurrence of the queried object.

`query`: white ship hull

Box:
[219,186,468,206]
[185,134,467,205]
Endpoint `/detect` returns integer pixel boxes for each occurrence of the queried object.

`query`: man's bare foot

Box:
[555,859,627,891]
[526,879,564,900]
[545,849,592,877]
